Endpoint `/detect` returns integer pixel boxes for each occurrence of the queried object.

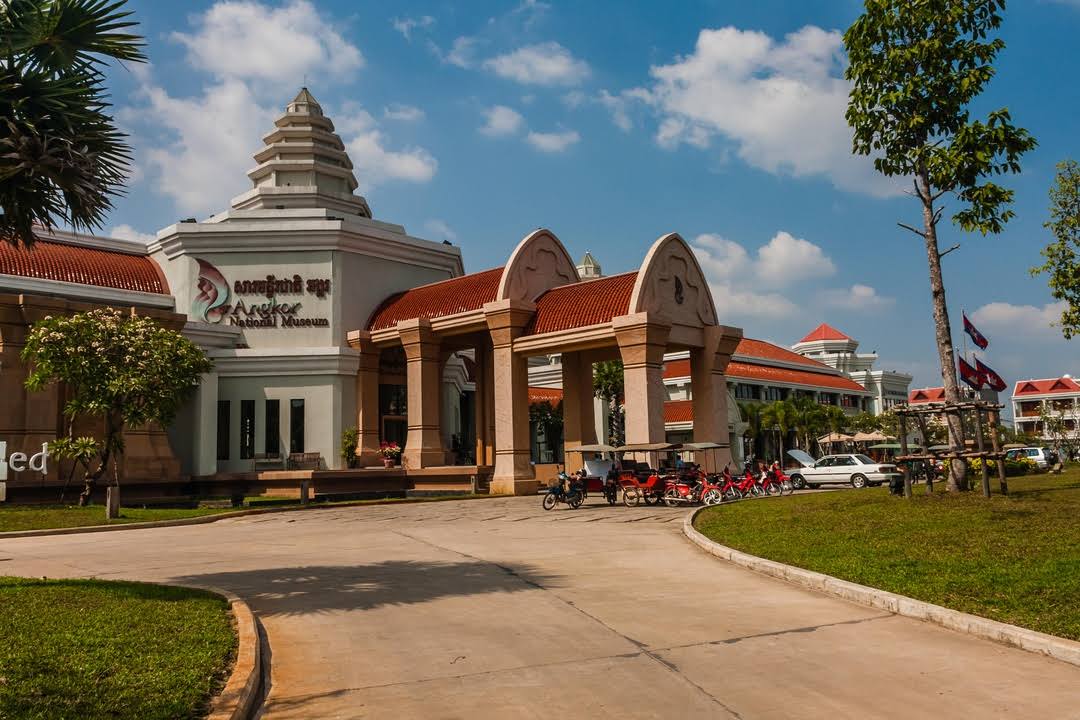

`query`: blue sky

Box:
[104,0,1080,397]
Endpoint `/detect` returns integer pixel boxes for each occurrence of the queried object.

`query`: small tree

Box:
[761,399,796,464]
[738,401,764,460]
[593,360,624,446]
[22,308,212,505]
[845,0,1036,491]
[1,0,145,244]
[1032,159,1080,337]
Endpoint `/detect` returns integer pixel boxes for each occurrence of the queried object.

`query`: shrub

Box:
[340,427,359,468]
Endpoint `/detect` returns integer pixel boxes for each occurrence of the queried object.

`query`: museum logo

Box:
[192,259,331,329]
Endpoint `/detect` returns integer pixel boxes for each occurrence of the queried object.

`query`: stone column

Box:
[473,339,496,467]
[484,299,536,495]
[614,313,670,447]
[561,351,597,464]
[690,325,743,472]
[346,330,382,466]
[398,319,445,468]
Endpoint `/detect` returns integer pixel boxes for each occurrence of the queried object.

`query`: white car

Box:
[786,450,902,489]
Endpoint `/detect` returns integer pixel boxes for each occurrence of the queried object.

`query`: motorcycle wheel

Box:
[781,480,794,495]
[751,485,766,497]
[542,493,558,511]
[569,492,584,509]
[724,487,743,501]
[702,489,721,505]
[606,491,617,506]
[663,488,682,507]
[622,487,641,507]
[643,493,656,506]
[764,482,782,496]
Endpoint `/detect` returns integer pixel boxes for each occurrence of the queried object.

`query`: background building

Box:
[1012,376,1080,440]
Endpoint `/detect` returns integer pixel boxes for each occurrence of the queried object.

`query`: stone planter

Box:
[382,457,396,468]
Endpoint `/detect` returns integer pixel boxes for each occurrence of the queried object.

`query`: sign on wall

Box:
[0,441,49,482]
[192,258,331,329]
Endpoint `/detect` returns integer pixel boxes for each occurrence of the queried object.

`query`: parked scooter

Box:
[662,470,706,506]
[601,472,619,505]
[542,470,585,510]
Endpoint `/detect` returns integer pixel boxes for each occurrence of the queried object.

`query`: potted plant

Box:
[340,427,359,469]
[378,442,402,468]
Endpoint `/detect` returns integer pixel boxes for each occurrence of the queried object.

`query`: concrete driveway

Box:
[3,496,1079,719]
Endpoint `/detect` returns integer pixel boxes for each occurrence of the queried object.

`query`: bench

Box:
[287,452,323,470]
[253,453,285,471]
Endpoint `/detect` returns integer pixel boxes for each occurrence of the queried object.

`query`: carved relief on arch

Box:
[497,228,580,303]
[630,233,717,327]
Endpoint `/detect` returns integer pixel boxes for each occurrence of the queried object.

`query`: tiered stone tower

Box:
[229,87,372,218]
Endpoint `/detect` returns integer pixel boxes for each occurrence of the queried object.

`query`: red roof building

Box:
[0,235,169,296]
[798,323,852,343]
[367,267,503,331]
[527,272,637,335]
[1012,376,1080,440]
[908,387,946,404]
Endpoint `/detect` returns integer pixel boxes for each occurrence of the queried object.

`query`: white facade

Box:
[153,89,463,475]
[1012,376,1080,441]
[792,325,912,414]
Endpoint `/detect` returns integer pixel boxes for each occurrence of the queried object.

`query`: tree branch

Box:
[932,206,945,227]
[897,222,927,238]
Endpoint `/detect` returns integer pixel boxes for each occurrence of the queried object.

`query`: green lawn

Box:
[0,577,236,720]
[0,505,233,532]
[695,470,1080,641]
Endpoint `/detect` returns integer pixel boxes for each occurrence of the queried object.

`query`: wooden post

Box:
[974,407,990,498]
[989,410,1008,496]
[899,412,912,499]
[915,414,934,494]
[106,486,120,520]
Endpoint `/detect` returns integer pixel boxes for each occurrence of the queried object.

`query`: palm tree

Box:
[592,360,624,446]
[761,399,796,464]
[738,401,764,460]
[791,395,827,451]
[1,0,145,245]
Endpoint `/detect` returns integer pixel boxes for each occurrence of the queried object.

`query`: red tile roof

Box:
[0,238,168,295]
[528,386,564,404]
[798,323,852,343]
[664,400,694,423]
[727,361,867,392]
[908,387,946,403]
[735,338,827,367]
[664,358,690,379]
[527,272,637,335]
[367,267,503,331]
[1013,377,1080,396]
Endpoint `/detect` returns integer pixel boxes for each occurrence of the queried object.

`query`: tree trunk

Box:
[919,169,968,492]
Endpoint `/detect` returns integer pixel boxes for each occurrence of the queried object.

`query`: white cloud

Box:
[384,103,424,122]
[423,219,457,243]
[118,2,435,214]
[430,35,480,68]
[526,129,580,153]
[338,107,437,190]
[820,284,894,310]
[971,301,1068,340]
[171,0,362,86]
[755,230,835,283]
[392,15,434,41]
[110,224,156,244]
[597,90,633,132]
[631,25,897,196]
[479,105,525,137]
[483,42,590,86]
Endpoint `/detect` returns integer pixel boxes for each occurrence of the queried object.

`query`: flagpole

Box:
[961,307,971,399]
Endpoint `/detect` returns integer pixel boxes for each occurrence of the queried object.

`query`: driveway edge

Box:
[0,494,493,540]
[195,586,263,720]
[683,507,1080,668]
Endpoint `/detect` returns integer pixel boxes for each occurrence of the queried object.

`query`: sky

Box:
[102,0,1080,399]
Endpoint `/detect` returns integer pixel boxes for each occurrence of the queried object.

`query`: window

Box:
[240,400,255,460]
[853,454,875,465]
[290,399,305,454]
[265,399,280,457]
[836,456,858,466]
[763,386,785,402]
[216,400,230,461]
[735,384,758,401]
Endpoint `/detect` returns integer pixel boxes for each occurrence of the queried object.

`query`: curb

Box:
[0,493,495,540]
[683,506,1080,669]
[188,585,263,720]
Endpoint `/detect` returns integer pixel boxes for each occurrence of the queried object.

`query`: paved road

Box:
[3,496,1079,719]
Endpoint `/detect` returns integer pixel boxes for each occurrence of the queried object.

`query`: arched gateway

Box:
[350,230,742,495]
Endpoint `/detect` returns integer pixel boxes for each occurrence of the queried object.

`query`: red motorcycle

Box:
[736,467,766,498]
[662,469,706,506]
[702,466,743,504]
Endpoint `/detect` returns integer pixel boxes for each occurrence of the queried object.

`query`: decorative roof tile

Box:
[735,338,827,367]
[0,238,168,295]
[527,272,637,335]
[664,400,694,423]
[367,267,503,331]
[908,387,946,403]
[1012,377,1080,396]
[528,387,564,404]
[798,323,852,343]
[726,361,868,393]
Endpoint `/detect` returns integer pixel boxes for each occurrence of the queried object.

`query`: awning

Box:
[570,443,618,453]
[616,443,682,452]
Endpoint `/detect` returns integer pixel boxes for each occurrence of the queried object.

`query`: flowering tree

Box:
[22,308,212,505]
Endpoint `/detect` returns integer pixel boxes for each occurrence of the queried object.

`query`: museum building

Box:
[0,89,744,500]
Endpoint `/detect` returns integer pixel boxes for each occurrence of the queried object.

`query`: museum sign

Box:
[191,258,331,329]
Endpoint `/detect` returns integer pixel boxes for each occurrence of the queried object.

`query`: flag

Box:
[959,357,984,391]
[976,358,1007,392]
[963,313,989,349]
